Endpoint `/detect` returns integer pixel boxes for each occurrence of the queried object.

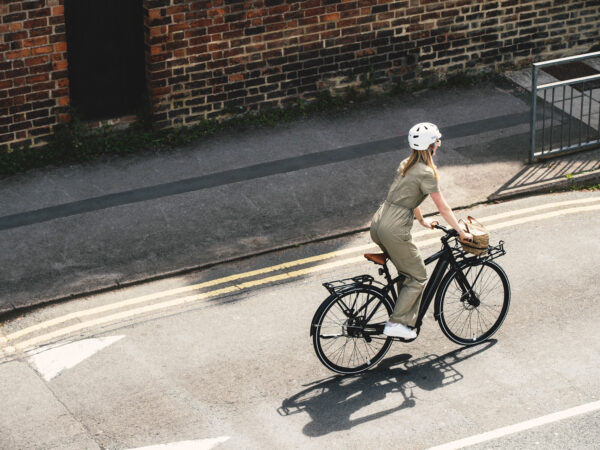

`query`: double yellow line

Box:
[2,196,600,355]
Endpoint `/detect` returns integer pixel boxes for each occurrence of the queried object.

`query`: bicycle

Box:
[310,224,510,375]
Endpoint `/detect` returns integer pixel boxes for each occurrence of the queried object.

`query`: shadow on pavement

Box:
[490,145,600,199]
[278,340,496,437]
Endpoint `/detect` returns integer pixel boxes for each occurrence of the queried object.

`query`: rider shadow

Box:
[278,340,496,437]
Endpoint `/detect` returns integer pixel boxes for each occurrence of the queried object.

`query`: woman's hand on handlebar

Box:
[431,221,472,242]
[419,218,438,230]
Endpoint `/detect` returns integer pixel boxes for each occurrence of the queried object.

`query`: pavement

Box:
[1,76,599,315]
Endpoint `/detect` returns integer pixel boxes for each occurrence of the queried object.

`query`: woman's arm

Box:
[429,191,472,242]
[414,206,434,229]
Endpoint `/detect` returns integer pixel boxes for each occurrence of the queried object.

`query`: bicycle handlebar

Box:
[433,224,459,238]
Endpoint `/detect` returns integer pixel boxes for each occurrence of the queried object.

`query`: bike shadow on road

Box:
[277,340,496,437]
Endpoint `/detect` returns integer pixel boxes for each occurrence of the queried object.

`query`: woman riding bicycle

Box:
[370,122,473,339]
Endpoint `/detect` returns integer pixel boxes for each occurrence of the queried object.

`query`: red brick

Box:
[26,91,49,101]
[6,49,31,59]
[166,4,189,15]
[5,31,28,41]
[49,15,64,25]
[150,45,164,55]
[52,60,68,70]
[31,45,53,55]
[29,26,52,37]
[28,8,51,18]
[228,73,244,82]
[305,7,326,17]
[26,74,49,83]
[52,88,69,98]
[148,9,163,19]
[24,18,48,28]
[30,81,53,92]
[24,36,48,47]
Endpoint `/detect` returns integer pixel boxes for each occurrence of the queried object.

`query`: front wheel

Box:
[312,287,394,374]
[437,261,510,345]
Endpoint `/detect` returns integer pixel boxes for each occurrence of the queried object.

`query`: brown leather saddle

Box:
[363,252,389,265]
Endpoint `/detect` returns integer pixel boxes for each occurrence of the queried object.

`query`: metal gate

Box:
[64,0,146,121]
[529,51,600,162]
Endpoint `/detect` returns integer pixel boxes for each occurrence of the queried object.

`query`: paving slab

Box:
[0,360,100,449]
[0,79,599,315]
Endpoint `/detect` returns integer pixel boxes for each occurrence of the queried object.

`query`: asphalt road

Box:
[1,191,599,449]
[0,82,536,313]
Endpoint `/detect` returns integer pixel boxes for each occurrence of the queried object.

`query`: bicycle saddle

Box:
[364,253,388,265]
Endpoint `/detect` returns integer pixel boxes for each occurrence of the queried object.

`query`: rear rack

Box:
[322,274,375,296]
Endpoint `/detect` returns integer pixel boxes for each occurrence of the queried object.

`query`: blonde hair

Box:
[400,144,439,179]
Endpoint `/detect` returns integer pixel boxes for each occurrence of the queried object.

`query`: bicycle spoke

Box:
[447,306,468,330]
[322,335,344,352]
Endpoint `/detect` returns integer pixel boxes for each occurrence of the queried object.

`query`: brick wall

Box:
[145,0,600,129]
[0,0,68,152]
[1,0,599,151]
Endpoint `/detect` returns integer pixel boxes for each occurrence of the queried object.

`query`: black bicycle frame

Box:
[379,234,477,330]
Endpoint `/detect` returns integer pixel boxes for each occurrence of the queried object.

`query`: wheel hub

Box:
[344,317,364,337]
[460,292,481,309]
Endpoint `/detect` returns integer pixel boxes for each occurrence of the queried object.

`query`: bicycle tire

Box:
[312,286,394,374]
[436,261,510,345]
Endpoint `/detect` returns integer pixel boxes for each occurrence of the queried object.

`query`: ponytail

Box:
[400,145,439,179]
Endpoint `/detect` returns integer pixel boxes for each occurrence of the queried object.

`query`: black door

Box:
[64,0,146,121]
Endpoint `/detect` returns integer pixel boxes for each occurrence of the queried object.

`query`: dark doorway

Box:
[64,0,146,121]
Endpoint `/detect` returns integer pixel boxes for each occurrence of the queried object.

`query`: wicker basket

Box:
[459,216,489,255]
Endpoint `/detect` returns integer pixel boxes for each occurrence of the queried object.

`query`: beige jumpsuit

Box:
[370,159,440,326]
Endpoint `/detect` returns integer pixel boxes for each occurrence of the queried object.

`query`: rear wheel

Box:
[312,287,394,374]
[437,261,510,345]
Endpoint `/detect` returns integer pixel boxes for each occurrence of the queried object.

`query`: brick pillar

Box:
[0,0,69,151]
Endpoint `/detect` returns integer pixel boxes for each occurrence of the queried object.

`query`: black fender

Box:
[310,284,392,336]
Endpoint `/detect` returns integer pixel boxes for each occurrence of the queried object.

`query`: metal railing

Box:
[530,51,600,162]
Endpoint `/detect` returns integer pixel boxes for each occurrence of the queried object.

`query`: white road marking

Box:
[428,400,600,450]
[126,436,230,450]
[27,335,124,381]
[3,197,600,353]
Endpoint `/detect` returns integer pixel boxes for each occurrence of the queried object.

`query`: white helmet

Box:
[408,122,442,150]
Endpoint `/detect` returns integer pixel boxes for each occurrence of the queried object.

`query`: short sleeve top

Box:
[384,159,440,209]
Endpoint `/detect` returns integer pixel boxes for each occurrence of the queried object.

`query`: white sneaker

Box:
[383,321,417,339]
